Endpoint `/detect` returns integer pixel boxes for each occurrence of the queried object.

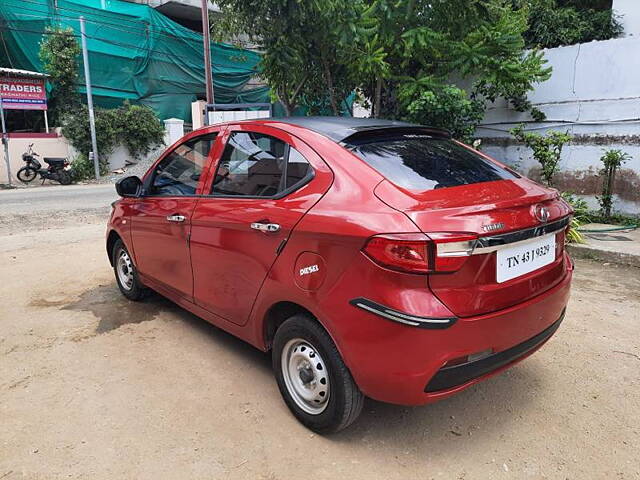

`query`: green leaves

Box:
[62,102,164,165]
[524,0,623,49]
[39,27,81,125]
[511,124,571,187]
[404,85,485,142]
[217,0,553,127]
[598,149,632,219]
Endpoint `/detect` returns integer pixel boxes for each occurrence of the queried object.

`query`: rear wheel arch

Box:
[264,302,316,350]
[264,301,343,353]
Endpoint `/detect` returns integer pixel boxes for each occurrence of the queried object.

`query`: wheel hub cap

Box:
[116,249,134,290]
[281,338,330,415]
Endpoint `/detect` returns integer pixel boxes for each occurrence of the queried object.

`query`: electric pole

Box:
[0,95,11,186]
[201,0,214,107]
[80,16,100,179]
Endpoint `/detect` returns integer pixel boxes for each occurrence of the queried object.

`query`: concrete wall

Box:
[0,132,74,184]
[615,0,640,37]
[477,34,640,216]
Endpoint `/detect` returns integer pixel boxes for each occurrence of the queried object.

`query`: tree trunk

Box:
[373,78,383,118]
[276,91,292,116]
[321,55,339,116]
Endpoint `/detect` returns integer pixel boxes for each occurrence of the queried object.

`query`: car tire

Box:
[272,314,364,433]
[112,239,147,301]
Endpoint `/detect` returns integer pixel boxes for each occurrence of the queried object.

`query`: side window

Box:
[286,147,312,189]
[149,133,217,196]
[212,132,286,197]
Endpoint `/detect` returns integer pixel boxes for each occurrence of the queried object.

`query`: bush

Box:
[598,149,631,219]
[62,102,165,172]
[116,103,166,159]
[560,192,588,243]
[524,0,623,49]
[70,153,107,181]
[404,86,485,143]
[511,124,571,187]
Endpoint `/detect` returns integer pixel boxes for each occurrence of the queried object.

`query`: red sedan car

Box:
[107,117,573,433]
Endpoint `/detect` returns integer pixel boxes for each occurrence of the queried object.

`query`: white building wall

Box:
[477,31,640,215]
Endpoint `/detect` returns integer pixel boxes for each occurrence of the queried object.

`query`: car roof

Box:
[264,116,450,143]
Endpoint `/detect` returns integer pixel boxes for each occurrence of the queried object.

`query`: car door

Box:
[190,124,333,325]
[129,132,219,300]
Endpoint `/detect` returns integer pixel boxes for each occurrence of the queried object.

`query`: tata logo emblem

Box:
[533,204,551,223]
[482,223,505,232]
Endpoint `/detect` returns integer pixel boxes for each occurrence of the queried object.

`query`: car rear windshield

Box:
[345,132,517,191]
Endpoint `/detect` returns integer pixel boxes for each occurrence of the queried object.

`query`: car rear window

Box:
[345,133,516,191]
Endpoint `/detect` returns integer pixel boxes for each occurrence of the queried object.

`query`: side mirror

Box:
[115,176,143,198]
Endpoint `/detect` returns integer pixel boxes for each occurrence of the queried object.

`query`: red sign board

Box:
[0,76,48,111]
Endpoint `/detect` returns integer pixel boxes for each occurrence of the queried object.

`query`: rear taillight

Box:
[362,232,478,274]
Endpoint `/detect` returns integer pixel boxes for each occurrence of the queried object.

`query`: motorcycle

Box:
[16,144,73,185]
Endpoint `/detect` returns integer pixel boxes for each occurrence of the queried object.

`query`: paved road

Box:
[1,221,639,479]
[0,184,118,215]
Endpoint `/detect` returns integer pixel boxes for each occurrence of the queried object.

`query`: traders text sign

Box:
[0,76,48,111]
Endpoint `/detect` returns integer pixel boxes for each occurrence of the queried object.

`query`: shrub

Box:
[560,192,588,243]
[62,102,165,176]
[524,0,623,49]
[598,149,631,219]
[115,103,166,159]
[511,124,571,187]
[70,153,107,181]
[404,86,485,143]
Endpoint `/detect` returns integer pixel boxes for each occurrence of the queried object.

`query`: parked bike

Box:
[16,144,73,185]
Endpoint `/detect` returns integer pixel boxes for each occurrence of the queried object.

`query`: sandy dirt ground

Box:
[0,221,639,479]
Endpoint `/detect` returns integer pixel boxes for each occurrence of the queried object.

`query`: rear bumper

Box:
[339,252,573,406]
[424,309,564,392]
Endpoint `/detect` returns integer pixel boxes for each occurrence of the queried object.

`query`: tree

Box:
[349,0,551,123]
[214,0,356,116]
[511,124,571,186]
[39,27,81,125]
[216,0,552,139]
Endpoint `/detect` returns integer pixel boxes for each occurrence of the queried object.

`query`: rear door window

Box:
[345,133,516,191]
[211,131,313,197]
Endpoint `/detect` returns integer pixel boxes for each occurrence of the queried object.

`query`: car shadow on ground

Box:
[64,282,544,450]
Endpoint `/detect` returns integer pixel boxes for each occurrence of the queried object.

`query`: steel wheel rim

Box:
[281,338,330,415]
[116,249,134,291]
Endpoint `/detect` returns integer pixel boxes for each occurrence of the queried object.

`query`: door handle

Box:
[167,214,186,223]
[251,222,280,233]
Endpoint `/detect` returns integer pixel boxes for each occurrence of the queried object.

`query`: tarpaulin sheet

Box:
[0,0,270,121]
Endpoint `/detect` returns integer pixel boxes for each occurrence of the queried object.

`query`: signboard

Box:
[0,76,47,111]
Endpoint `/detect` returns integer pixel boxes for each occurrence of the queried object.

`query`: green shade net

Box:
[0,0,270,121]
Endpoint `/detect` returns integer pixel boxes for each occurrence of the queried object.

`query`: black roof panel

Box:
[271,116,449,143]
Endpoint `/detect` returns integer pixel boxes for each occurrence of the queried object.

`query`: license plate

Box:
[496,234,556,283]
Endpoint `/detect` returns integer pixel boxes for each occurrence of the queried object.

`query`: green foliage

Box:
[62,105,118,168]
[62,102,164,176]
[70,153,102,181]
[587,211,640,227]
[214,0,355,116]
[560,192,588,243]
[38,27,81,125]
[523,0,623,49]
[117,103,165,159]
[405,86,484,142]
[597,149,631,219]
[511,124,571,186]
[216,0,551,127]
